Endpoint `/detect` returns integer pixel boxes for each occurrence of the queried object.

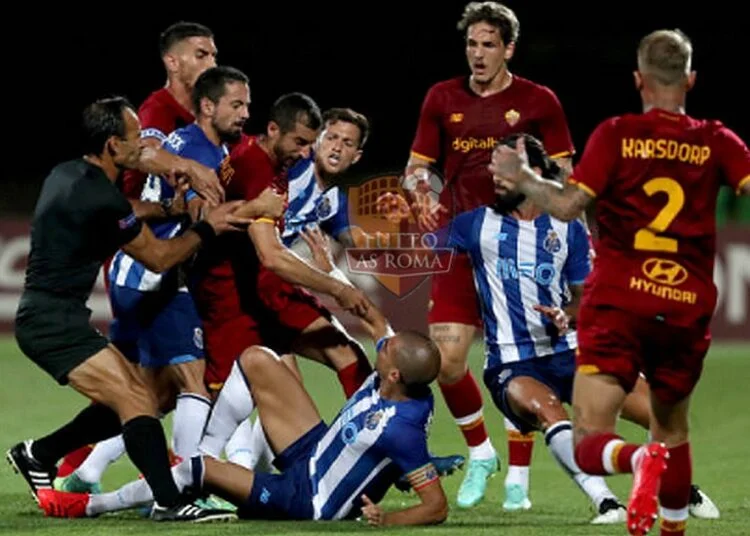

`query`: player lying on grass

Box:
[37,297,450,527]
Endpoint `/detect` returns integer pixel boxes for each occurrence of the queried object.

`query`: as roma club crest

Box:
[504,109,520,126]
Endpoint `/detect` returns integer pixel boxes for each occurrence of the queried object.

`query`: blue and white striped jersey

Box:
[109,124,228,291]
[282,155,351,247]
[308,372,436,520]
[448,207,591,369]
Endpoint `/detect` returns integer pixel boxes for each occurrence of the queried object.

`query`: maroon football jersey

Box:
[410,75,574,217]
[121,88,195,199]
[571,108,750,326]
[192,136,286,327]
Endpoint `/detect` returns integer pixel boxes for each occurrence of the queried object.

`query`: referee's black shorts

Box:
[15,290,109,385]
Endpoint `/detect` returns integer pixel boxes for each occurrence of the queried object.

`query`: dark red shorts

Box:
[203,285,327,390]
[203,314,263,391]
[576,305,711,404]
[257,270,328,332]
[427,252,482,327]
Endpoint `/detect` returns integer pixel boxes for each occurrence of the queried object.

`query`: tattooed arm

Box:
[516,171,592,222]
[490,137,594,222]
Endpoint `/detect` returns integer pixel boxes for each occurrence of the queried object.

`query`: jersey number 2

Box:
[633,177,685,253]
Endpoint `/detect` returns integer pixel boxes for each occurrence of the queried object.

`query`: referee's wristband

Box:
[190,220,216,243]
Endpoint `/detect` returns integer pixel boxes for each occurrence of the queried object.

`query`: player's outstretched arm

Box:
[228,187,285,220]
[490,138,593,221]
[128,176,192,221]
[360,474,448,527]
[122,201,252,273]
[248,222,369,317]
[298,226,392,342]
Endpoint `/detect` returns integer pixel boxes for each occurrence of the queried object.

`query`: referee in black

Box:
[6,96,271,522]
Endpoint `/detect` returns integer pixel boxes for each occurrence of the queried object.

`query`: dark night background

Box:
[3,2,746,216]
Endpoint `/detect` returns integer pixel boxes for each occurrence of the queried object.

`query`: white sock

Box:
[85,457,200,516]
[503,417,531,493]
[225,418,254,469]
[468,438,496,461]
[250,417,274,472]
[75,435,126,484]
[602,439,645,474]
[173,393,212,459]
[199,361,255,459]
[545,421,618,508]
[660,506,689,529]
[505,466,530,493]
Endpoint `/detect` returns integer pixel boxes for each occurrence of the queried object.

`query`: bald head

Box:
[391,331,441,388]
[637,29,693,86]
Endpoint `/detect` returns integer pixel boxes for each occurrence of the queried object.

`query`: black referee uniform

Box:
[15,157,142,383]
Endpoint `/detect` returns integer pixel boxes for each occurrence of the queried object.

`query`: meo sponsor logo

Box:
[496,259,556,286]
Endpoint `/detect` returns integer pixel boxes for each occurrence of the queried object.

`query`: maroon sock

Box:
[337,357,373,398]
[659,443,691,536]
[439,371,488,447]
[507,429,534,466]
[574,432,641,475]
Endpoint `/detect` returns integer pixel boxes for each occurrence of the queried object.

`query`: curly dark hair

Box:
[456,2,520,45]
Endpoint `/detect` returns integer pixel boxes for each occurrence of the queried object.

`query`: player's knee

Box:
[572,419,597,449]
[238,345,280,378]
[537,393,568,425]
[437,350,468,383]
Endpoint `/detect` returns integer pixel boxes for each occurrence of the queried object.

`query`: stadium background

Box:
[0,3,748,534]
[1,1,747,339]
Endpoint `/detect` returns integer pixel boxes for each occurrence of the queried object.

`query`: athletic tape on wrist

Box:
[375,325,396,352]
[329,266,353,287]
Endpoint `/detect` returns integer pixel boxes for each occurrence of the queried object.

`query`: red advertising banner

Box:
[1,219,747,341]
[0,220,111,334]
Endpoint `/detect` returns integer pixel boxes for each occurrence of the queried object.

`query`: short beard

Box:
[492,192,525,214]
[219,129,242,144]
[214,118,242,144]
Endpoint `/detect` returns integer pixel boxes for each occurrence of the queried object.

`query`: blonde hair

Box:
[637,29,693,86]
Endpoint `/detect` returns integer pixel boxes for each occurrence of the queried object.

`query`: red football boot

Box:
[37,489,91,518]
[627,442,670,535]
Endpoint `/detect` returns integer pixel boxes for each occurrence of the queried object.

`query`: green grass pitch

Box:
[1,337,748,535]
